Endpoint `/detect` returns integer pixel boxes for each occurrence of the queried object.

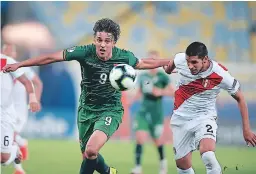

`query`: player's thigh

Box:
[150,123,164,146]
[77,108,95,153]
[149,111,164,140]
[195,118,217,154]
[93,110,123,140]
[134,113,150,144]
[171,123,196,161]
[135,131,148,144]
[15,113,28,133]
[1,121,14,154]
[133,112,149,132]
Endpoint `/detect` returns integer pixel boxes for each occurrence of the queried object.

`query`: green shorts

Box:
[77,107,123,152]
[133,109,164,139]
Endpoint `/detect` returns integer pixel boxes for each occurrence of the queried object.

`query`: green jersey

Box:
[64,44,138,111]
[138,71,170,107]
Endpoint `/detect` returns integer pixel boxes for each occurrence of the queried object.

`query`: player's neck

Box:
[96,52,112,61]
[201,60,211,72]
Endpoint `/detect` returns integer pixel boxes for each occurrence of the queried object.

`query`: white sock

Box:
[202,151,222,174]
[160,159,167,168]
[15,134,27,147]
[14,162,24,171]
[2,144,19,166]
[132,165,142,173]
[177,167,195,174]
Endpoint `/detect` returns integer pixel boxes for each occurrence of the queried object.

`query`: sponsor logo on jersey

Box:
[67,46,75,52]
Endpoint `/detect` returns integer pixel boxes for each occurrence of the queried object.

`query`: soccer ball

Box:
[109,64,137,91]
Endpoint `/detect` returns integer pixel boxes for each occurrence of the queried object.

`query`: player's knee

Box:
[85,146,98,159]
[152,138,162,146]
[1,153,11,164]
[136,134,147,144]
[199,138,216,154]
[176,157,192,170]
[136,138,145,145]
[201,151,221,173]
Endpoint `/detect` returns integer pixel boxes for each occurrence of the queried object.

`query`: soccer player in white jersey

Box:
[2,44,43,165]
[163,42,256,174]
[1,53,40,172]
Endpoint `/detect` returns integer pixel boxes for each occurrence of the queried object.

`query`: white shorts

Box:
[14,106,28,133]
[171,116,218,160]
[1,106,16,153]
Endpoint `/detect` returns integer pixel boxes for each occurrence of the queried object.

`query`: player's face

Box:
[94,32,115,60]
[186,56,204,75]
[2,44,17,58]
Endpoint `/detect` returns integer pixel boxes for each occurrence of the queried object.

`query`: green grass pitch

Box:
[1,139,255,174]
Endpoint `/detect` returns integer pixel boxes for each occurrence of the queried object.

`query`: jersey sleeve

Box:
[23,67,36,80]
[173,52,186,69]
[127,51,139,68]
[219,70,240,95]
[63,45,92,61]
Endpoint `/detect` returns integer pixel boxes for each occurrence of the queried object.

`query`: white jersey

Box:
[13,67,35,115]
[0,54,25,124]
[172,53,240,120]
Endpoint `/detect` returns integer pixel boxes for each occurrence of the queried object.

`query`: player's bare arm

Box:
[2,51,64,72]
[151,84,175,97]
[162,84,175,96]
[232,89,256,147]
[31,75,43,103]
[163,59,176,74]
[16,74,40,112]
[135,58,171,70]
[127,88,142,107]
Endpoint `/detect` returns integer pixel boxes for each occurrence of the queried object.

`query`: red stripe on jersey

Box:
[0,58,7,71]
[174,72,223,110]
[218,63,228,71]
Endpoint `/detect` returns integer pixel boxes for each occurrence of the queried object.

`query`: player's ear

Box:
[203,56,208,63]
[112,42,116,48]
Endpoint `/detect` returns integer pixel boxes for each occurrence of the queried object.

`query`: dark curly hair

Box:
[93,18,121,43]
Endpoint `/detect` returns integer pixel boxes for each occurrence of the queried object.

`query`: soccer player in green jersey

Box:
[130,51,175,174]
[3,18,172,174]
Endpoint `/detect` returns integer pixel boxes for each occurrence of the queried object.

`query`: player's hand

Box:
[29,102,41,112]
[2,63,20,73]
[152,87,162,97]
[243,129,256,147]
[163,65,177,74]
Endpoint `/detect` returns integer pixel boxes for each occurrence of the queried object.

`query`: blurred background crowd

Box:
[1,1,256,145]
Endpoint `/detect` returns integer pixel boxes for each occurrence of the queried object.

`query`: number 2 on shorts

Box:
[105,116,112,126]
[206,124,213,133]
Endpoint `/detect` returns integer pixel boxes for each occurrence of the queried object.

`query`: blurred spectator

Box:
[1,1,9,28]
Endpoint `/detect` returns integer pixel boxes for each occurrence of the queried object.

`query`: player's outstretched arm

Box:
[127,88,142,106]
[16,74,40,112]
[232,89,256,147]
[32,75,43,106]
[3,51,64,72]
[135,58,172,70]
[162,84,175,96]
[163,59,176,74]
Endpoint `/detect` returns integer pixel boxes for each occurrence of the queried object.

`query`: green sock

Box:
[95,154,110,174]
[80,158,97,174]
